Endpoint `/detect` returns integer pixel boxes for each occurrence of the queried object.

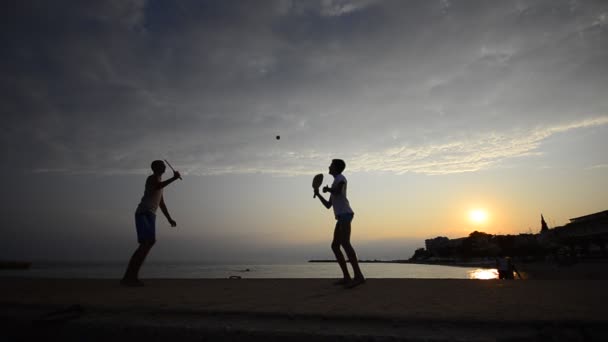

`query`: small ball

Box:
[276,135,280,140]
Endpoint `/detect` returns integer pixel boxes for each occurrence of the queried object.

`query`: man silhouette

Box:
[121,160,180,286]
[314,159,365,288]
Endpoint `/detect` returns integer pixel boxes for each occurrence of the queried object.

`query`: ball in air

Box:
[276,135,280,140]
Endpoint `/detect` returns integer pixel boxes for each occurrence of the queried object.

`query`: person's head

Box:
[151,160,166,175]
[329,159,346,176]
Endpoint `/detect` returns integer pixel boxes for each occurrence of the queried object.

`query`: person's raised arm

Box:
[157,171,181,189]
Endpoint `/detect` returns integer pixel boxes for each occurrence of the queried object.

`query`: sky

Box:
[1,0,607,263]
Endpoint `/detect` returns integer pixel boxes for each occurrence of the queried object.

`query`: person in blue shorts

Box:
[121,160,180,286]
[314,159,365,288]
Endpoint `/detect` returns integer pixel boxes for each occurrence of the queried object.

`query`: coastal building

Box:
[569,210,608,225]
[418,210,608,260]
[543,209,608,255]
[540,214,549,233]
[551,210,608,238]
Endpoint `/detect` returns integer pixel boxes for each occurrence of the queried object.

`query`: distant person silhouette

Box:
[496,255,522,280]
[121,160,180,287]
[314,159,365,288]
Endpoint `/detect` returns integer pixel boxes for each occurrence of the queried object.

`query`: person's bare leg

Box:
[122,241,154,285]
[332,222,351,283]
[343,242,364,280]
[332,242,351,281]
[340,220,365,288]
[123,247,141,280]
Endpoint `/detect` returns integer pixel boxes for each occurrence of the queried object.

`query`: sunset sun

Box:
[469,209,488,224]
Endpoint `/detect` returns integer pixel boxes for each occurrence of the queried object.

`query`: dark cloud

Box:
[1,0,607,175]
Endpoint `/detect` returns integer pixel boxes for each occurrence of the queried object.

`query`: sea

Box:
[0,262,498,279]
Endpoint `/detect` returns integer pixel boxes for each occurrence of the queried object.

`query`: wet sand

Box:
[1,278,607,341]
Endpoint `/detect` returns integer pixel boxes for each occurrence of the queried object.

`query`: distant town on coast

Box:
[310,209,608,266]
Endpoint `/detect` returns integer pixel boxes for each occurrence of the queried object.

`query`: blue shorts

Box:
[135,212,156,243]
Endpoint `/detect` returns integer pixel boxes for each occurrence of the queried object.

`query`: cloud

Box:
[587,164,608,170]
[348,117,608,175]
[319,0,380,16]
[2,1,608,176]
[276,0,380,17]
[84,0,148,29]
[28,116,608,177]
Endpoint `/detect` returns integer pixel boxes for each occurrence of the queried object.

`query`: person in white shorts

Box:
[314,159,365,288]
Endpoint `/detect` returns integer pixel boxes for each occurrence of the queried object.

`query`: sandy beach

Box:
[2,278,607,341]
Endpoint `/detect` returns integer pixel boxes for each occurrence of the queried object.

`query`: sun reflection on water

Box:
[469,268,499,280]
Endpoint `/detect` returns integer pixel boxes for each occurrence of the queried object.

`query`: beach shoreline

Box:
[2,278,607,341]
[311,258,608,280]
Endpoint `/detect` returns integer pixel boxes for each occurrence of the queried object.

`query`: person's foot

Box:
[332,278,351,286]
[120,278,144,287]
[344,277,365,289]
